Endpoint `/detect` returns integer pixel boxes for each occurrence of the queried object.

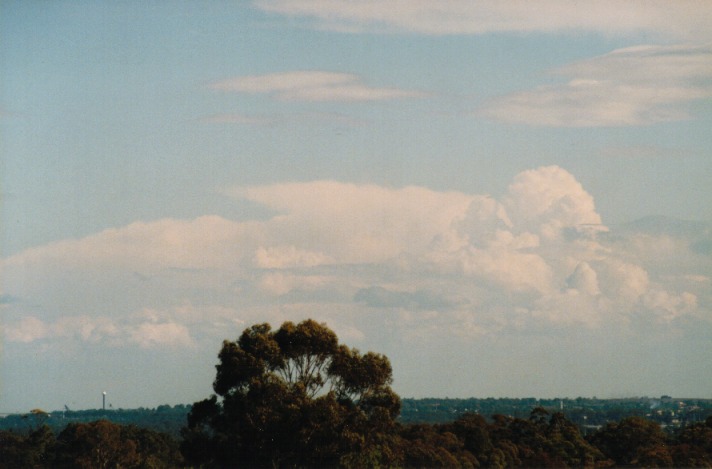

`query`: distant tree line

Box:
[0,405,190,438]
[0,420,183,468]
[4,397,709,438]
[2,319,712,468]
[400,396,712,429]
[3,409,712,467]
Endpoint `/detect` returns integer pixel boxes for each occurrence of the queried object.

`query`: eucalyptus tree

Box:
[181,319,401,468]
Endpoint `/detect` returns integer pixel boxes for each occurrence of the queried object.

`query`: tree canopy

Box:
[3,318,712,467]
[181,319,401,468]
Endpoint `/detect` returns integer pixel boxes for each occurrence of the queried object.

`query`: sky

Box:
[1,1,711,412]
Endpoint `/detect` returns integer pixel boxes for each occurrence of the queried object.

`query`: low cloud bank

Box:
[5,165,708,347]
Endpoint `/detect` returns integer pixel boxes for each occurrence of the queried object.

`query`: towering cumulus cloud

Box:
[503,166,603,240]
[4,166,704,340]
[2,166,709,403]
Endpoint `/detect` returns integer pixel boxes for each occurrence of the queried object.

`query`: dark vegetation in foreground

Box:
[3,409,712,468]
[2,320,712,468]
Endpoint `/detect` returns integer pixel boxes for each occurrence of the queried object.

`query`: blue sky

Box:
[2,1,712,412]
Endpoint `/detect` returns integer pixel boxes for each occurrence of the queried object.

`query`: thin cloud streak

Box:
[253,0,712,40]
[210,71,353,93]
[480,44,712,127]
[209,71,426,102]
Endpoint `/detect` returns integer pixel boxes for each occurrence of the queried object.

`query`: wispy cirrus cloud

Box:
[253,0,712,40]
[481,44,712,127]
[208,71,426,102]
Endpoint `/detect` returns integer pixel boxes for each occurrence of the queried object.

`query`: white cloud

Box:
[5,316,125,345]
[280,83,423,102]
[422,166,609,297]
[596,259,650,303]
[6,316,49,343]
[502,166,605,240]
[455,195,513,248]
[254,245,333,269]
[461,246,554,294]
[55,316,121,344]
[259,272,331,296]
[558,44,712,84]
[4,215,254,272]
[209,71,425,102]
[129,322,194,349]
[229,181,474,263]
[3,166,708,351]
[5,312,195,350]
[210,71,352,93]
[642,289,697,322]
[253,0,712,40]
[482,44,712,127]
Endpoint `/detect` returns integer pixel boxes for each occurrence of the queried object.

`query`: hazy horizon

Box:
[2,1,711,413]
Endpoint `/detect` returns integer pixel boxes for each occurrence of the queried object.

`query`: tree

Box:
[54,420,140,468]
[589,416,671,466]
[447,413,495,466]
[0,425,55,468]
[671,416,712,467]
[182,319,401,468]
[53,420,183,468]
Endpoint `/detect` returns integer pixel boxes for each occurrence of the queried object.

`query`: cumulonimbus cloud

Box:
[2,166,707,349]
[209,71,426,102]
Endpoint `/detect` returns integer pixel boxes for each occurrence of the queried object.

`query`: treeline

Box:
[3,320,712,467]
[0,420,183,468]
[399,410,712,467]
[2,410,712,467]
[0,405,190,438]
[4,396,709,437]
[401,396,712,428]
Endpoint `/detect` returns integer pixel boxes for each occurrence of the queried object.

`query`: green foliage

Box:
[2,398,712,468]
[3,323,712,468]
[53,420,183,468]
[589,416,670,466]
[54,420,141,468]
[0,420,182,469]
[395,409,611,469]
[182,319,401,468]
[0,425,55,468]
[672,416,712,467]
